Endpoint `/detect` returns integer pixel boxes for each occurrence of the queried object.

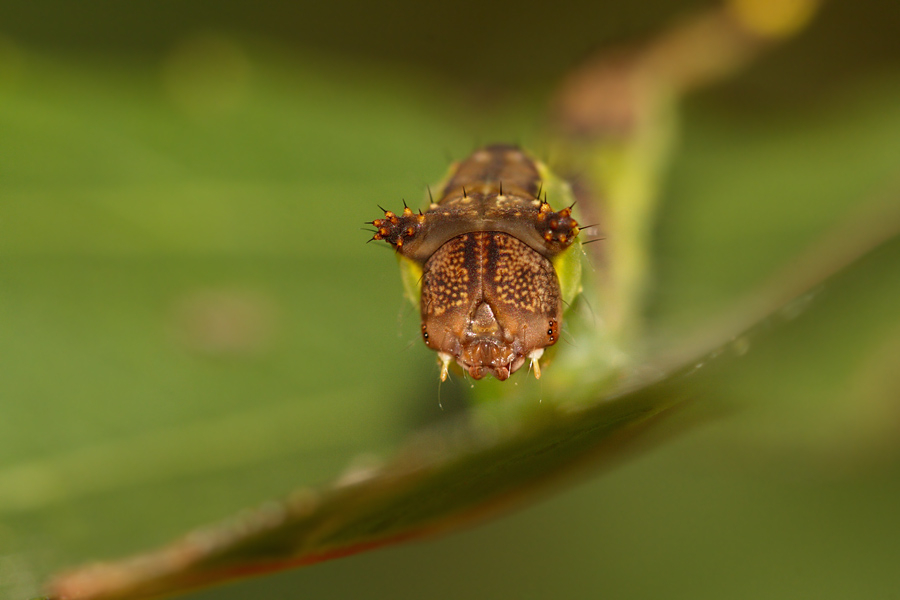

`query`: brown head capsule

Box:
[369,144,581,381]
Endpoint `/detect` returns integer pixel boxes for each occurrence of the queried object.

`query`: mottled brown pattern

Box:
[420,232,561,380]
[489,232,560,318]
[369,144,579,381]
[421,234,472,319]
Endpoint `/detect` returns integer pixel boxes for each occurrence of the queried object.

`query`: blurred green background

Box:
[2,0,900,598]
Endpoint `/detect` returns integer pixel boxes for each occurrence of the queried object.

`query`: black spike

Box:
[536,181,544,200]
[463,186,468,198]
[377,204,389,213]
[427,185,434,203]
[499,180,503,196]
[402,199,409,209]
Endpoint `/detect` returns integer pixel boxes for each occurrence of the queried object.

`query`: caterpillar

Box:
[369,144,583,381]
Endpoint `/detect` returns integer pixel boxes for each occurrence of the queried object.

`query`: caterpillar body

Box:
[370,144,583,381]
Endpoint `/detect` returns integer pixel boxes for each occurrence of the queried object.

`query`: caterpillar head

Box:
[419,232,562,381]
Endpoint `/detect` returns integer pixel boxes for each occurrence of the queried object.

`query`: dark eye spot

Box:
[547,329,553,336]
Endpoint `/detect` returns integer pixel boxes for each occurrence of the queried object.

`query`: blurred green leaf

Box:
[1,16,899,600]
